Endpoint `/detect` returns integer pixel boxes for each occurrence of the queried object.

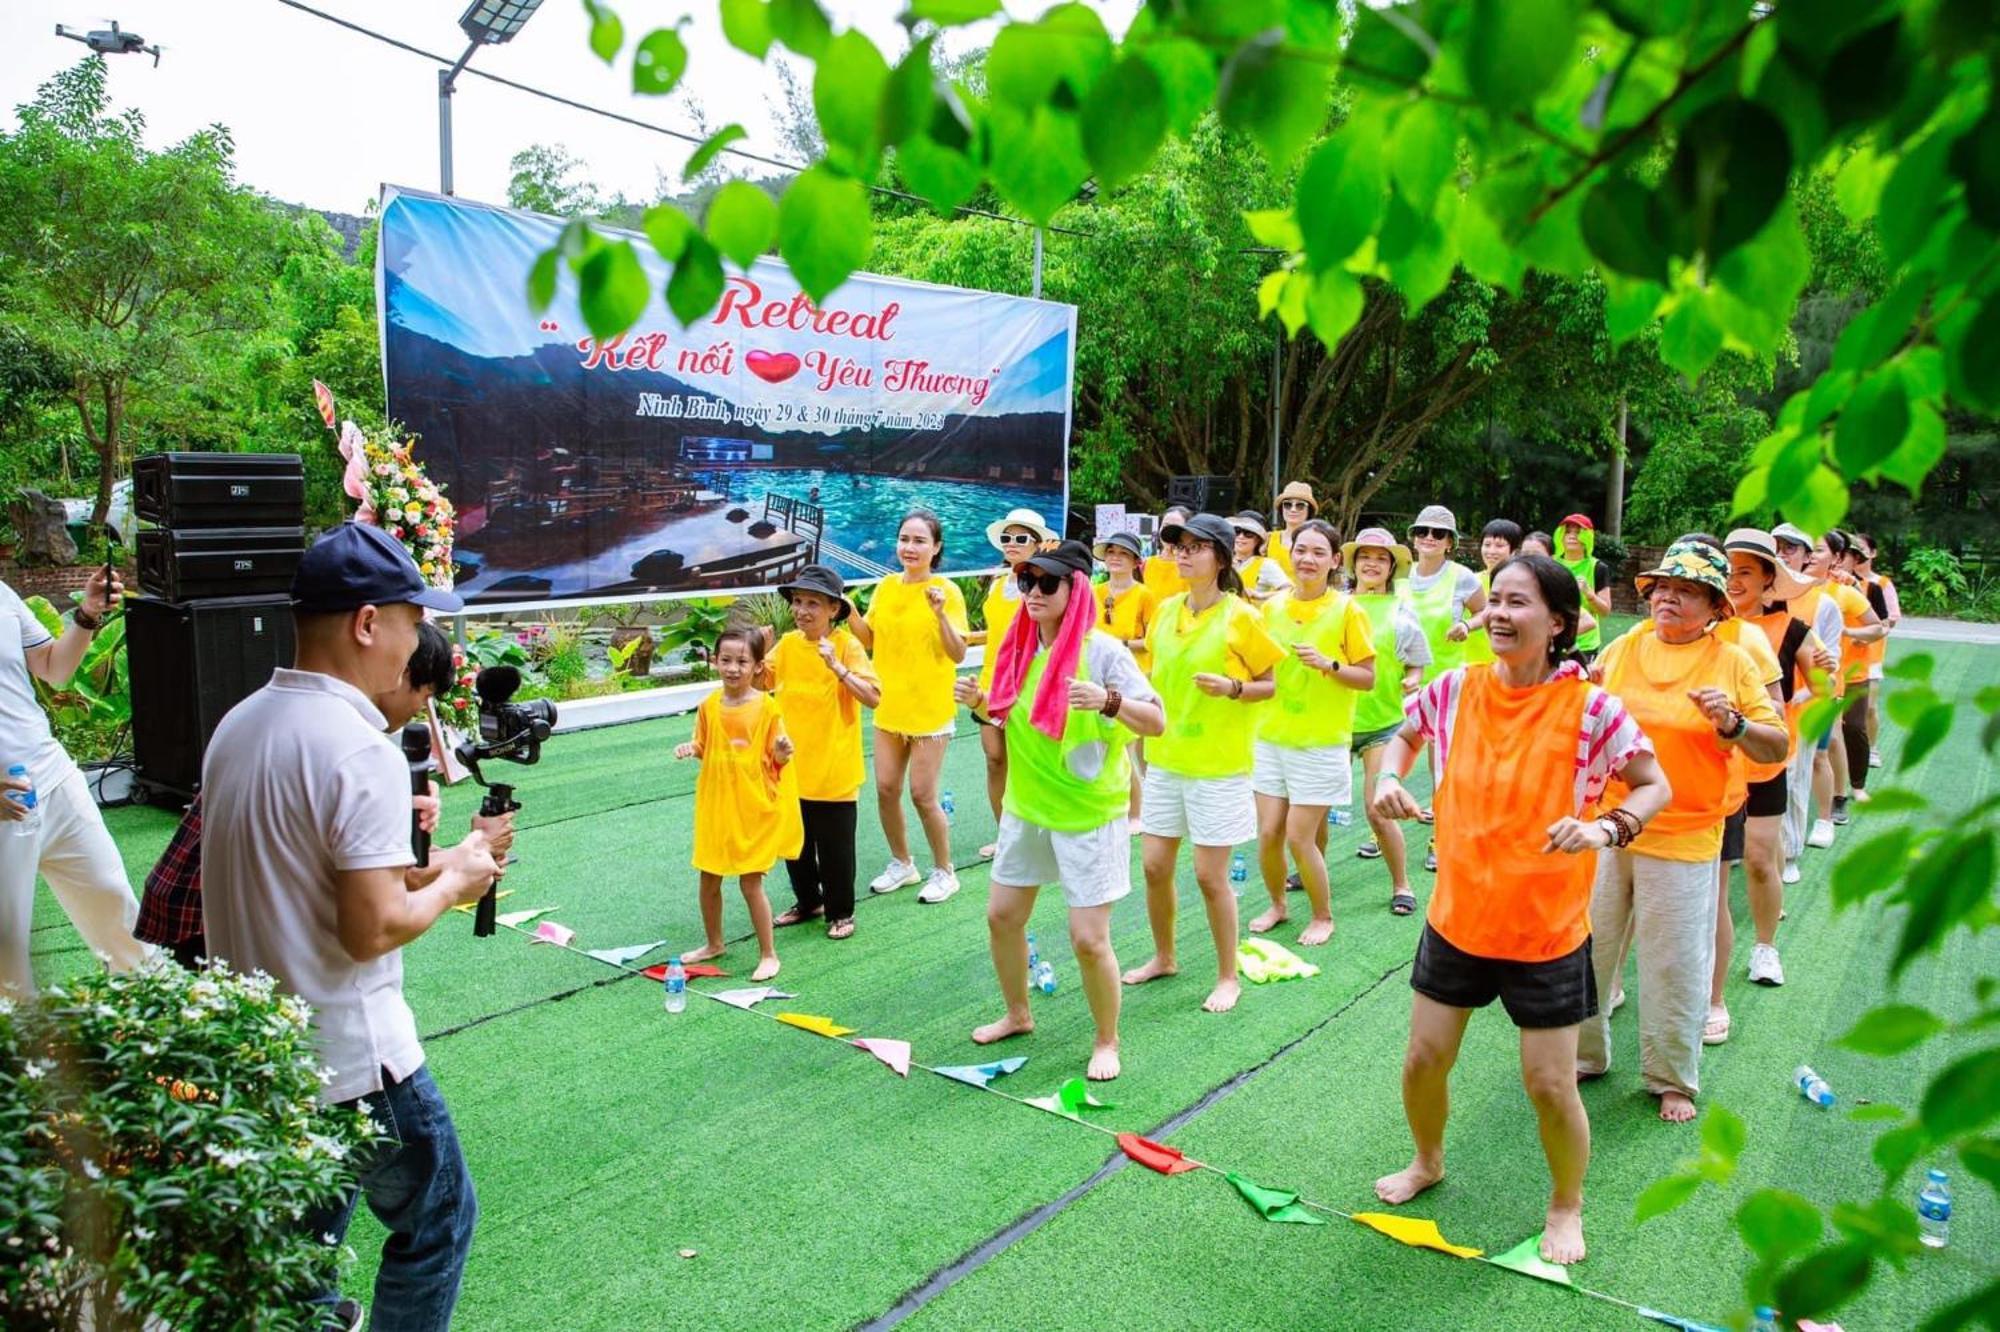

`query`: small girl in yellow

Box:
[674,628,802,982]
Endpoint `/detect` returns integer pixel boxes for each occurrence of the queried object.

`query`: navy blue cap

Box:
[291,522,464,614]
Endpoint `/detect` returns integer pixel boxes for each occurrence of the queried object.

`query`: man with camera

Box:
[202,523,502,1332]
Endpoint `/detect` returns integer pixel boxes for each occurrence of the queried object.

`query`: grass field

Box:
[25,635,1997,1331]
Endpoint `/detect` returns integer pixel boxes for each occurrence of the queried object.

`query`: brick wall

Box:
[1,560,135,606]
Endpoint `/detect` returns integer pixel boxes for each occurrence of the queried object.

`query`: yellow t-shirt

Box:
[1266,528,1297,580]
[978,573,1025,692]
[1094,580,1159,672]
[1258,589,1377,749]
[1143,592,1285,777]
[865,573,968,735]
[768,628,876,802]
[1826,580,1873,684]
[1143,554,1185,600]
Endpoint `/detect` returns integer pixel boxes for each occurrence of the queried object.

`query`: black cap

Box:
[778,564,851,623]
[1158,512,1236,554]
[292,522,463,614]
[1023,539,1093,580]
[1094,530,1143,561]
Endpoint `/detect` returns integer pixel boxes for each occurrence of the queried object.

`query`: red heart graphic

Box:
[745,350,801,384]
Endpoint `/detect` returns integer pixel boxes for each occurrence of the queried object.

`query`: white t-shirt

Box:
[1406,561,1484,619]
[0,581,77,792]
[200,668,420,1104]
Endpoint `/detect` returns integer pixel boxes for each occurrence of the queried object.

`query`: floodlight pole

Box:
[438,40,478,196]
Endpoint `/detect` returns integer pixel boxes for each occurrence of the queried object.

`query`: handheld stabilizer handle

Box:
[471,782,519,937]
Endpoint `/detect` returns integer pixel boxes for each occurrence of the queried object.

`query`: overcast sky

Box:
[3,0,1139,215]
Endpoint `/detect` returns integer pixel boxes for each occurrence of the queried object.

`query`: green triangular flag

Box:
[1225,1171,1326,1225]
[1487,1233,1573,1286]
[1025,1076,1116,1119]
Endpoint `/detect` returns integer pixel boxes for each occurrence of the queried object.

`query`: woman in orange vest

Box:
[1371,553,1669,1267]
[1575,540,1787,1124]
[1808,531,1885,827]
[1843,533,1898,768]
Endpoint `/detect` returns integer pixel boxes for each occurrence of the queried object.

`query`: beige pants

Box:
[0,768,145,995]
[1575,849,1717,1099]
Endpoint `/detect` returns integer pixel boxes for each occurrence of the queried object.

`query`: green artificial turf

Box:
[23,636,1996,1331]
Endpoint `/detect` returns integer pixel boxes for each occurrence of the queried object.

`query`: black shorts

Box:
[1410,923,1597,1030]
[1721,804,1747,862]
[1746,773,1788,819]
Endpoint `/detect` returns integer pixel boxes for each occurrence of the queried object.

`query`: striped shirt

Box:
[1406,662,1651,810]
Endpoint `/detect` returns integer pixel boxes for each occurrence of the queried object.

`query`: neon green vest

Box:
[1462,568,1496,665]
[1002,636,1132,832]
[1351,592,1409,733]
[1557,553,1603,652]
[1144,593,1257,778]
[1259,590,1362,749]
[1407,562,1468,682]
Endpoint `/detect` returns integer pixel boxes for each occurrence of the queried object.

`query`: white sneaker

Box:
[1782,861,1801,885]
[1807,819,1837,849]
[869,858,921,895]
[1852,788,1872,805]
[917,867,960,904]
[1869,748,1883,768]
[1748,943,1785,986]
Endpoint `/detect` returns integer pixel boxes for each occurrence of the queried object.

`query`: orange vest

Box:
[1431,666,1598,963]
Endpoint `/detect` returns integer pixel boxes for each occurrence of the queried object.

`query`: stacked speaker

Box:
[126,453,306,804]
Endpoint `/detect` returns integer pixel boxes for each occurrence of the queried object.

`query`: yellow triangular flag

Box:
[1350,1213,1483,1258]
[776,1012,856,1039]
[451,888,515,913]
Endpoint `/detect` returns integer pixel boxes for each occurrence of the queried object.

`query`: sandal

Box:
[978,842,999,860]
[774,906,823,928]
[826,918,855,940]
[1702,1007,1731,1046]
[1390,892,1417,916]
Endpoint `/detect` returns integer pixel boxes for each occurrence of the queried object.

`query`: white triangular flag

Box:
[710,986,794,1010]
[585,940,667,967]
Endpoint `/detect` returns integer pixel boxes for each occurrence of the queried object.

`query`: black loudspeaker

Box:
[1166,475,1240,518]
[133,452,305,529]
[136,526,304,601]
[126,595,295,803]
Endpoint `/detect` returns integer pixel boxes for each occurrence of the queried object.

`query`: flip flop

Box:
[826,918,855,940]
[978,842,999,860]
[1703,1008,1731,1045]
[1390,892,1417,916]
[774,906,824,927]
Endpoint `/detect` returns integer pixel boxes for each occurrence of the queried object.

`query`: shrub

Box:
[1895,546,1970,616]
[0,958,376,1330]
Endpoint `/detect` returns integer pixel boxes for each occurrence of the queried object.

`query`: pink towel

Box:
[986,571,1093,740]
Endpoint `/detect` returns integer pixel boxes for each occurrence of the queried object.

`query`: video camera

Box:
[453,665,558,936]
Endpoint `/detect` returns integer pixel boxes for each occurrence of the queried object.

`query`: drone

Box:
[54,19,162,66]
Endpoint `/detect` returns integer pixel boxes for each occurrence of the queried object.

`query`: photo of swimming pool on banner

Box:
[375,185,1077,603]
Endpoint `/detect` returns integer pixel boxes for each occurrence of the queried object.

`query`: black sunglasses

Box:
[1280,499,1311,510]
[1409,526,1452,540]
[997,532,1039,546]
[1015,569,1067,595]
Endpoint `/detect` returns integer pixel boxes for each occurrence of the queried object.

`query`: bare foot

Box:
[1374,1158,1445,1204]
[1202,978,1242,1013]
[972,1012,1034,1044]
[1297,918,1334,947]
[1541,1203,1586,1264]
[1121,955,1178,986]
[1087,1043,1121,1081]
[680,943,725,964]
[1659,1091,1697,1123]
[751,956,781,982]
[1247,906,1287,934]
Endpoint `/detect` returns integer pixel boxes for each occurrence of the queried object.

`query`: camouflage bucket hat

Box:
[1635,539,1733,617]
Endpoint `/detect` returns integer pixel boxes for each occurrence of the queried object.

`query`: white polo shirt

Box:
[200,668,420,1103]
[1,580,78,792]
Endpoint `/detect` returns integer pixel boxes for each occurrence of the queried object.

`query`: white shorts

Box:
[991,812,1132,908]
[1140,768,1256,847]
[1251,740,1353,808]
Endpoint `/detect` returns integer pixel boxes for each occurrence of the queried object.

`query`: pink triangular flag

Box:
[531,921,575,947]
[851,1037,911,1077]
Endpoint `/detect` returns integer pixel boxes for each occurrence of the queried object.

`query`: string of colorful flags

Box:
[494,915,1835,1332]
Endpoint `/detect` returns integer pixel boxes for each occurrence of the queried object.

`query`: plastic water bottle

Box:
[662,959,687,1014]
[1026,930,1057,995]
[1918,1169,1952,1248]
[1793,1065,1835,1107]
[1327,807,1351,828]
[940,789,955,822]
[1229,852,1247,895]
[5,764,37,839]
[1749,1308,1778,1332]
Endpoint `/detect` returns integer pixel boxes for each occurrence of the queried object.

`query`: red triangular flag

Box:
[851,1038,911,1077]
[1118,1132,1201,1175]
[641,963,728,981]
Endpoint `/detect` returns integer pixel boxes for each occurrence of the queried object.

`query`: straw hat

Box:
[1275,481,1319,516]
[1411,504,1459,537]
[1341,526,1412,581]
[1723,528,1812,603]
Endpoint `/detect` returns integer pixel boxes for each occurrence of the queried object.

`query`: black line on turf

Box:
[858,955,1415,1329]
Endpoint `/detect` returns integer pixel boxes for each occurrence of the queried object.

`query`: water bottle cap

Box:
[1927,1168,1948,1182]
[5,764,25,776]
[1753,1308,1774,1318]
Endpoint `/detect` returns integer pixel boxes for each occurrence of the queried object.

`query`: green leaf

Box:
[813,29,890,174]
[1659,288,1725,382]
[1701,1102,1747,1165]
[1256,268,1289,321]
[1831,273,1927,377]
[1218,30,1335,168]
[769,0,831,59]
[665,234,725,325]
[986,6,1111,109]
[1731,465,1770,518]
[1604,275,1666,345]
[1853,786,1928,814]
[1833,368,1911,477]
[1736,1189,1823,1262]
[1897,701,1953,771]
[1388,99,1456,210]
[1828,1198,1923,1260]
[1943,295,2000,414]
[909,0,1001,23]
[896,135,980,215]
[631,26,689,96]
[878,38,935,149]
[1465,0,1581,112]
[1786,464,1851,536]
[1633,1172,1702,1224]
[1773,1242,1872,1323]
[1838,1004,1946,1056]
[1874,1120,1930,1184]
[1848,1103,1907,1123]
[1582,175,1672,284]
[985,102,1090,225]
[1457,197,1526,288]
[1884,652,1935,682]
[1137,38,1218,137]
[1244,209,1302,251]
[1273,270,1309,337]
[1885,683,1940,728]
[1714,202,1811,353]
[1304,268,1364,348]
[1891,829,1994,978]
[584,0,623,63]
[1800,368,1856,433]
[682,124,747,182]
[1665,100,1794,265]
[1834,143,1889,223]
[1960,1136,2000,1195]
[777,166,871,301]
[576,238,651,340]
[720,0,772,58]
[1379,188,1458,310]
[1296,124,1388,272]
[1878,401,1947,495]
[1081,57,1169,190]
[704,181,778,268]
[527,247,559,311]
[1877,132,1952,269]
[1346,3,1436,94]
[1923,1046,2000,1139]
[1919,1279,2000,1332]
[642,203,695,262]
[1952,97,2000,230]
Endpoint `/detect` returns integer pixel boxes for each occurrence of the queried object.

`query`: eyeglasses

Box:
[1410,526,1451,540]
[1280,499,1311,511]
[997,532,1039,546]
[1015,569,1066,595]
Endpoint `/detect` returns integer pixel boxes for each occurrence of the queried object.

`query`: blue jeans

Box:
[306,1065,477,1332]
